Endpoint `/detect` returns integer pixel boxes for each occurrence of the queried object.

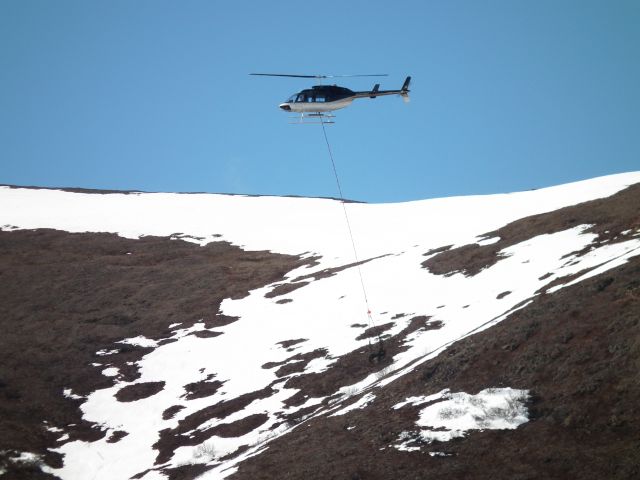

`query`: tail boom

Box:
[354,75,411,101]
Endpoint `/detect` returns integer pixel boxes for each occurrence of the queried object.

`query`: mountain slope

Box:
[231,256,640,480]
[231,184,640,480]
[1,172,639,479]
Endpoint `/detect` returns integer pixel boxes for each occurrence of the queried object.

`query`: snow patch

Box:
[119,336,159,348]
[303,356,335,374]
[62,389,84,400]
[5,451,45,467]
[393,387,529,451]
[331,393,376,416]
[96,348,120,356]
[547,239,640,294]
[476,236,500,246]
[429,451,453,457]
[392,389,450,410]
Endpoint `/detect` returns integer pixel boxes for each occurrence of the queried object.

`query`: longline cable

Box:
[318,116,378,334]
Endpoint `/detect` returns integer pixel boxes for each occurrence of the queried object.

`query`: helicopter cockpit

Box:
[285,90,327,103]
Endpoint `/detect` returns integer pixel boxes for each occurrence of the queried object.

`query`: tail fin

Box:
[401,76,411,103]
[370,83,380,99]
[401,76,411,92]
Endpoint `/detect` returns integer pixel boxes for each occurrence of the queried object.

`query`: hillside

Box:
[1,172,639,479]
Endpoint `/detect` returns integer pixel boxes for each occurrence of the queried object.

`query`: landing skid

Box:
[289,112,336,124]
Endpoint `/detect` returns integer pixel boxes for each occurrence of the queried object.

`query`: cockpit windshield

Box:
[285,90,328,103]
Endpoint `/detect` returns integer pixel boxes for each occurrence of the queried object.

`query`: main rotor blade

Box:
[250,73,389,79]
[250,73,324,78]
[327,74,389,78]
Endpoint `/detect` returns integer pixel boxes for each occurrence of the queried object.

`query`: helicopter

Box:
[250,73,411,123]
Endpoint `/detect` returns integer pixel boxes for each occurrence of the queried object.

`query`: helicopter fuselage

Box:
[279,85,355,113]
[275,76,411,119]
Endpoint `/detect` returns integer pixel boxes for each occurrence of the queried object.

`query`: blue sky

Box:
[1,0,638,203]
